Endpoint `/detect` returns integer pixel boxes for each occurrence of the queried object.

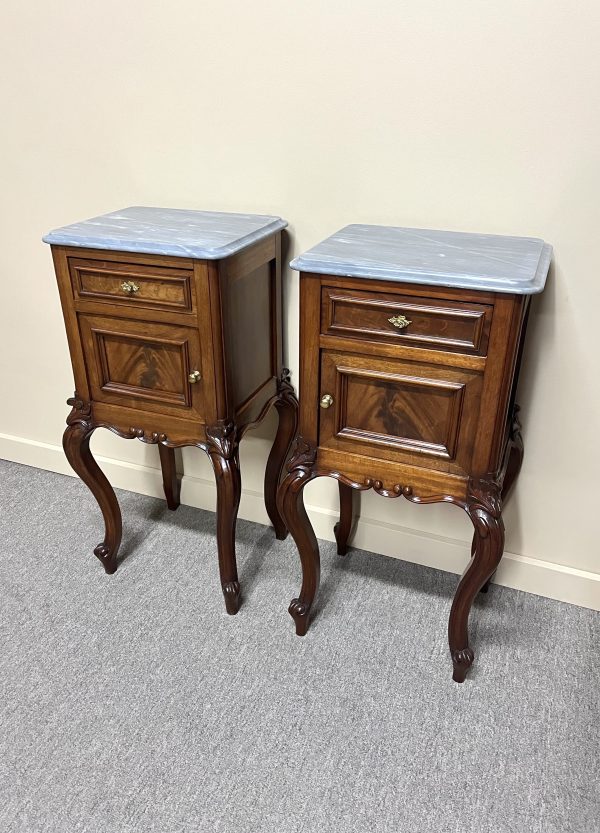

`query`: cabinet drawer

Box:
[318,350,483,474]
[69,257,195,314]
[321,287,492,355]
[79,314,204,419]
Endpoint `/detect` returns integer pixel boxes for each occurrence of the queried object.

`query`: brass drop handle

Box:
[320,393,334,409]
[188,370,201,384]
[121,280,140,294]
[388,314,411,330]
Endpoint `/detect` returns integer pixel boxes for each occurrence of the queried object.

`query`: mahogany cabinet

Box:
[279,224,551,681]
[44,206,298,614]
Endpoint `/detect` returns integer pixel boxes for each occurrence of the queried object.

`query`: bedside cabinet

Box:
[279,224,551,681]
[44,206,298,614]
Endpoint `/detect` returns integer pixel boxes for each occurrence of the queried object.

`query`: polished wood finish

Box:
[51,234,298,612]
[321,286,492,355]
[334,482,359,556]
[158,445,181,511]
[62,396,122,574]
[69,256,196,313]
[280,272,530,681]
[265,371,299,539]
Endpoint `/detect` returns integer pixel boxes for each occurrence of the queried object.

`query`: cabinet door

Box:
[79,314,204,419]
[318,350,483,475]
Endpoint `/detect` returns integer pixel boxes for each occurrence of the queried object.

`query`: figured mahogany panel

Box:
[79,314,204,418]
[321,286,491,355]
[318,350,483,474]
[69,257,195,314]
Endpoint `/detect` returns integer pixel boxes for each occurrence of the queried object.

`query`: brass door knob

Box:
[320,393,334,409]
[120,280,140,293]
[188,370,201,384]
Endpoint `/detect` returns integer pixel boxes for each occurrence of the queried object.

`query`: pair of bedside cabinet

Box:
[44,207,551,682]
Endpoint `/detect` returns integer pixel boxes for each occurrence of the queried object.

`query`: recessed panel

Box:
[69,257,194,313]
[322,287,491,355]
[340,368,464,458]
[224,262,274,408]
[96,332,189,406]
[318,350,483,475]
[78,314,204,418]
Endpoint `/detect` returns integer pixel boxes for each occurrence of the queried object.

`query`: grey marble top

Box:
[43,206,287,259]
[290,224,552,294]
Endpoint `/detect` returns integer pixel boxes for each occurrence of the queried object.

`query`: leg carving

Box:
[449,476,505,682]
[206,421,242,615]
[279,437,320,636]
[62,396,122,574]
[502,405,524,504]
[334,482,359,556]
[158,445,181,511]
[265,369,299,540]
[480,406,524,595]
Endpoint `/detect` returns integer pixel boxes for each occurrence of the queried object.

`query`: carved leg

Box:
[264,370,299,540]
[158,445,181,511]
[279,438,320,636]
[334,482,359,556]
[475,535,495,593]
[449,477,505,682]
[480,571,494,594]
[501,417,524,504]
[206,422,241,615]
[480,407,523,596]
[62,397,122,574]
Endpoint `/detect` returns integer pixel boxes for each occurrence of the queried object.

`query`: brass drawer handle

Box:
[188,370,201,384]
[320,393,334,409]
[120,280,140,294]
[388,314,411,330]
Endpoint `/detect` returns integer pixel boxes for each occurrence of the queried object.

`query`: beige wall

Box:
[1,2,599,606]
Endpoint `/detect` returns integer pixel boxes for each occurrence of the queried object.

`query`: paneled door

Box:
[79,314,204,419]
[318,350,483,475]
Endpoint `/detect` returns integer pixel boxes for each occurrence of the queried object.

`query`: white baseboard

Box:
[1,431,599,612]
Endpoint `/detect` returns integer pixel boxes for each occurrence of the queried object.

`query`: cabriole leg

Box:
[279,437,320,636]
[206,421,242,615]
[480,410,524,595]
[62,397,122,574]
[158,445,181,511]
[265,369,299,540]
[448,477,505,682]
[334,482,359,556]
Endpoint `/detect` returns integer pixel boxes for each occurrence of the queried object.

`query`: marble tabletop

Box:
[43,206,287,259]
[291,224,552,294]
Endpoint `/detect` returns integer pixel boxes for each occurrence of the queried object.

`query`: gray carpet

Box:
[0,458,598,833]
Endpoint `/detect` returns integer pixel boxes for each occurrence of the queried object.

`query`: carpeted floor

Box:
[0,458,598,833]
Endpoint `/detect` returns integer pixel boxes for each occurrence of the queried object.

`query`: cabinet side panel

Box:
[298,273,322,444]
[228,262,273,408]
[220,236,278,415]
[472,294,526,474]
[51,245,90,400]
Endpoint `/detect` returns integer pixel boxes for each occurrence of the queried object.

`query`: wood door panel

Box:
[79,314,204,418]
[69,257,195,314]
[318,350,483,474]
[321,286,491,355]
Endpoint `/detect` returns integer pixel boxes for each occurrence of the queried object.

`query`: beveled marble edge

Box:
[43,209,288,260]
[291,241,552,295]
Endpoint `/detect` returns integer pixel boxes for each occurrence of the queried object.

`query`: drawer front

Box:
[318,350,483,474]
[321,287,491,355]
[69,257,195,313]
[79,314,204,418]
